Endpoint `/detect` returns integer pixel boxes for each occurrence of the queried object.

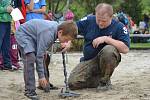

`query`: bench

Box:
[130,34,150,43]
[77,34,150,43]
[48,34,150,62]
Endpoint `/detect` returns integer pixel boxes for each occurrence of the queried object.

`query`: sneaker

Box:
[0,66,4,70]
[97,80,112,91]
[24,90,39,100]
[12,65,18,70]
[3,66,13,71]
[3,66,18,71]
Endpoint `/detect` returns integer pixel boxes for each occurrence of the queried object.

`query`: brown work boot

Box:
[97,80,112,91]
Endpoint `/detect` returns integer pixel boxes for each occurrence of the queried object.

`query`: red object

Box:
[0,34,20,69]
[65,10,74,20]
[20,0,26,23]
[10,34,20,68]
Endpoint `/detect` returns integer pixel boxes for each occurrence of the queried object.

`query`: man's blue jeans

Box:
[0,22,12,68]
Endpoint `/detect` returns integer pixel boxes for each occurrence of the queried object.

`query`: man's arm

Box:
[76,16,90,36]
[92,36,129,54]
[105,36,129,53]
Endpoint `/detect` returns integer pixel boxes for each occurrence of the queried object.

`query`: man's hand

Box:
[38,77,48,88]
[61,41,71,52]
[7,5,13,13]
[92,36,107,48]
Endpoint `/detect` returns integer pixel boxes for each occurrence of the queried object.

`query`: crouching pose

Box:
[15,19,78,99]
[68,3,130,91]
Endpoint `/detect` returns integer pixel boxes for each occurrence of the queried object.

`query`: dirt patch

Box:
[0,50,150,100]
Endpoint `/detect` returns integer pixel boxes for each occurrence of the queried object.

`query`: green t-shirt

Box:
[0,0,12,22]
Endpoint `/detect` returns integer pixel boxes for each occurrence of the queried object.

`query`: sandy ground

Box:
[0,50,150,100]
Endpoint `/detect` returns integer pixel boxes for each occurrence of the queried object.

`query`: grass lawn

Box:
[130,43,150,49]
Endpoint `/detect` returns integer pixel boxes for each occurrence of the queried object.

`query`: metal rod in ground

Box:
[58,52,80,98]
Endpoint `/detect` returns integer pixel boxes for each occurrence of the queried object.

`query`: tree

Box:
[142,0,150,15]
[120,0,143,24]
[46,0,71,13]
[45,0,74,21]
[76,0,117,14]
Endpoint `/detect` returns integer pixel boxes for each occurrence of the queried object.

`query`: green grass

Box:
[130,43,150,49]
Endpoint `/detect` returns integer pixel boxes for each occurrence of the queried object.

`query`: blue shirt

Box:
[77,15,130,60]
[25,0,46,21]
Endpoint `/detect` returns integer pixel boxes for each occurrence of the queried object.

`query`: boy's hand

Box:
[39,77,48,88]
[61,41,71,52]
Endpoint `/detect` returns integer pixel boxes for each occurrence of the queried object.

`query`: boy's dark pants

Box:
[0,22,12,68]
[19,47,36,91]
[44,53,50,82]
[68,45,121,90]
[19,46,50,91]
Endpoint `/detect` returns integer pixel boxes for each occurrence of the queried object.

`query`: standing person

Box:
[10,21,21,70]
[64,9,74,21]
[15,19,78,99]
[68,3,130,91]
[0,0,13,70]
[143,14,149,30]
[25,0,46,22]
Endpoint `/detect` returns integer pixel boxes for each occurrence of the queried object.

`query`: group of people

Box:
[138,14,149,34]
[0,0,47,71]
[0,1,130,100]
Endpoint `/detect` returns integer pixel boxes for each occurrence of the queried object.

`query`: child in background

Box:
[10,21,20,70]
[0,21,21,70]
[25,0,46,22]
[64,9,74,21]
[0,0,13,70]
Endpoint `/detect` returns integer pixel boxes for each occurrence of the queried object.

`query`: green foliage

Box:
[46,0,69,13]
[130,43,150,49]
[44,1,150,51]
[45,0,87,20]
[71,39,84,51]
[142,0,150,15]
[69,2,87,20]
[76,0,118,14]
[120,0,143,24]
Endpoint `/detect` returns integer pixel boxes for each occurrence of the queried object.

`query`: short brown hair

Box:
[95,3,113,17]
[58,21,78,39]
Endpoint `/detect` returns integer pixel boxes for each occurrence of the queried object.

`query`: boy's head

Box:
[57,21,78,43]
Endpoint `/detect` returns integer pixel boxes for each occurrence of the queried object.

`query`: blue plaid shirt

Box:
[77,15,130,60]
